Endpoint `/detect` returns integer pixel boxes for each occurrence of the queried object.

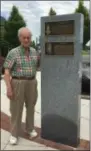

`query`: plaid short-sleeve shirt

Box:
[3,45,40,77]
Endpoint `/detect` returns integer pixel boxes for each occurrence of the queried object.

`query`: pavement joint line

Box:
[2,140,48,150]
[1,130,47,149]
[80,116,89,120]
[3,139,10,150]
[2,143,6,150]
[81,104,89,107]
[35,111,41,114]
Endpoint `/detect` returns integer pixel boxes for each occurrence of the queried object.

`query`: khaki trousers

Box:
[10,79,37,138]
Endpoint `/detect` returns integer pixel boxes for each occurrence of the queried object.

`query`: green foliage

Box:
[0,39,10,57]
[48,7,56,16]
[0,16,6,26]
[31,40,36,49]
[0,17,9,57]
[8,6,25,22]
[82,50,89,56]
[75,0,90,47]
[5,5,26,48]
[0,16,6,40]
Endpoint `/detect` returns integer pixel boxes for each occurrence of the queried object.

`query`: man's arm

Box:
[4,69,12,89]
[4,69,13,99]
[3,50,15,99]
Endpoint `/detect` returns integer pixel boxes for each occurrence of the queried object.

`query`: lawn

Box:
[82,50,89,55]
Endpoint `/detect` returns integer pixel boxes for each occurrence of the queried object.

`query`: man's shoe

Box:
[29,129,38,138]
[10,136,18,145]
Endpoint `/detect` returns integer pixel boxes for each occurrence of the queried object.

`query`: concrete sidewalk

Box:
[1,129,56,150]
[1,129,57,150]
[1,72,90,150]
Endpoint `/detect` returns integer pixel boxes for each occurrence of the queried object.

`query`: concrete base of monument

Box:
[41,114,80,147]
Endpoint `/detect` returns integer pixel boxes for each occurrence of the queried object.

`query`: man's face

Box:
[19,31,32,48]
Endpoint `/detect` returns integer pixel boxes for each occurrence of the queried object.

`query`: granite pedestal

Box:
[41,13,84,147]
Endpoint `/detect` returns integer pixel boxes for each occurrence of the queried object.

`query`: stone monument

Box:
[41,13,84,147]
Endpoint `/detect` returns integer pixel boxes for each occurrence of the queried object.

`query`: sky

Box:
[1,1,90,41]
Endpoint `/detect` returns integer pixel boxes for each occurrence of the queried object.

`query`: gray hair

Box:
[18,27,32,37]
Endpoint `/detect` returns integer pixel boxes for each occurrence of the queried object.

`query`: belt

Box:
[12,76,35,80]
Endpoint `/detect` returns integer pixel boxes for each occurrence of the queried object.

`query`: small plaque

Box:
[45,20,74,35]
[45,42,74,55]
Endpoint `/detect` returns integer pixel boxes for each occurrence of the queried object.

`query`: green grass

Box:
[82,50,89,55]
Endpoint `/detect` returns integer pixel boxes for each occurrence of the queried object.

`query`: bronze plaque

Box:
[45,42,74,55]
[45,20,74,35]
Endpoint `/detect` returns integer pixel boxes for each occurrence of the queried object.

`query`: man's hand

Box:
[7,86,14,100]
[4,69,14,100]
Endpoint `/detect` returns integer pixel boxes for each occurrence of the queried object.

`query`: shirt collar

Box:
[20,45,30,54]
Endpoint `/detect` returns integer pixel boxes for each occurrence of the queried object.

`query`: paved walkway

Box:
[1,72,90,150]
[1,129,58,150]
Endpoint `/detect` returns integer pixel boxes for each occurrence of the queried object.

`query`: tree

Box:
[0,39,10,57]
[0,16,9,57]
[5,5,26,49]
[48,7,56,16]
[0,16,6,40]
[75,0,90,47]
[31,40,36,49]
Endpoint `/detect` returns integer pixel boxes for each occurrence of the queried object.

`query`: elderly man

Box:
[4,27,40,145]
